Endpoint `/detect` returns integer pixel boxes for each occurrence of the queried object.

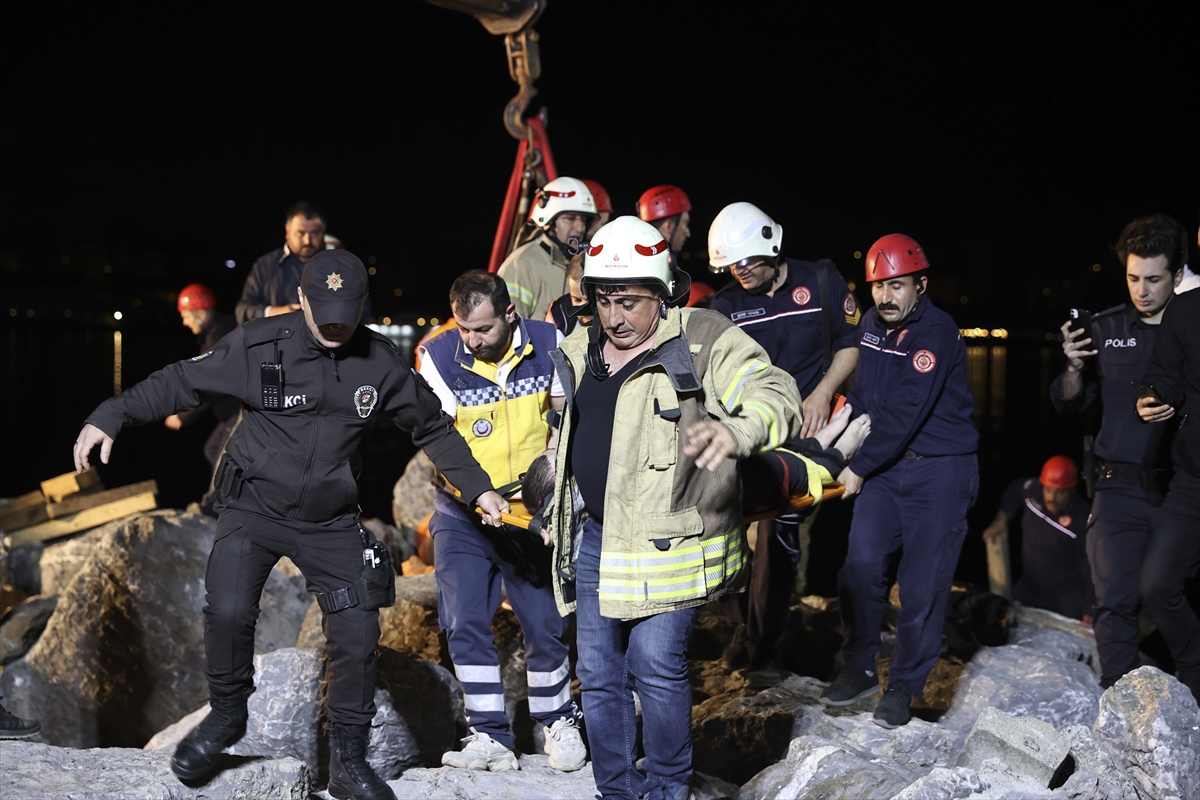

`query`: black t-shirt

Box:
[570,355,644,523]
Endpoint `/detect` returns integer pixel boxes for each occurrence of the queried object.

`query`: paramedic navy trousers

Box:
[837,453,978,698]
[430,507,573,750]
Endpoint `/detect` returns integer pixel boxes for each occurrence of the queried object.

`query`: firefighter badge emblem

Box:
[791,286,811,306]
[326,272,345,291]
[354,385,377,418]
[912,350,937,373]
[843,292,861,325]
[473,419,493,437]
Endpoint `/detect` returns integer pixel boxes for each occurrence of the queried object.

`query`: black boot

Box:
[0,702,40,739]
[171,692,249,783]
[328,723,396,800]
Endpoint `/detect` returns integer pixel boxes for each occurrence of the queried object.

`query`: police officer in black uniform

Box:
[1051,213,1186,690]
[74,250,510,800]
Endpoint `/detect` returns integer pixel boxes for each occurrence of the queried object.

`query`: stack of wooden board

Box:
[0,470,157,548]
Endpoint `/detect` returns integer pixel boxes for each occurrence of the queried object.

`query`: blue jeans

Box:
[575,518,700,800]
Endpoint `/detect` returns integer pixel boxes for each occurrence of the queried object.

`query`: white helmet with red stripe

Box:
[531,176,598,229]
[582,216,676,297]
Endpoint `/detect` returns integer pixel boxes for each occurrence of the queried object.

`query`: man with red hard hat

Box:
[637,184,692,254]
[168,285,241,510]
[820,234,979,729]
[582,179,612,240]
[500,176,598,322]
[982,456,1095,622]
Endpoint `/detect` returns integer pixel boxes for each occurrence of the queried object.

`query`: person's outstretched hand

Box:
[684,420,738,471]
[73,423,113,473]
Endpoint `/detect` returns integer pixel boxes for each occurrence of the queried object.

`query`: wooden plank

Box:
[40,469,103,503]
[4,492,157,548]
[48,480,158,520]
[0,490,50,532]
[985,533,1012,599]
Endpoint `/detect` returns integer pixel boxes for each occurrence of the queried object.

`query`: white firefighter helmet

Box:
[531,176,598,229]
[582,216,675,297]
[707,201,784,272]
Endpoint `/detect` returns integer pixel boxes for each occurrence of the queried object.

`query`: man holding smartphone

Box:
[1136,283,1200,703]
[1052,213,1187,690]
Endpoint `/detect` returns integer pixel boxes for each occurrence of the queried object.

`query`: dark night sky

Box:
[1,1,1197,525]
[2,1,1196,322]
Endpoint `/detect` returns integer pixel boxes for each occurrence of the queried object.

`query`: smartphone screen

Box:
[1068,308,1091,337]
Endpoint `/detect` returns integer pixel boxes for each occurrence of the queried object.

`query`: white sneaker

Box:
[441,728,520,771]
[543,717,587,772]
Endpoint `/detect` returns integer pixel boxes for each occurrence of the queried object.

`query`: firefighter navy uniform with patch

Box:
[417,317,578,749]
[709,258,861,671]
[999,478,1094,620]
[1051,303,1170,688]
[85,312,493,726]
[841,297,979,699]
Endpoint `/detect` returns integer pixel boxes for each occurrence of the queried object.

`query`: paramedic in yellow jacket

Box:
[543,217,803,800]
[417,271,587,774]
[498,176,599,321]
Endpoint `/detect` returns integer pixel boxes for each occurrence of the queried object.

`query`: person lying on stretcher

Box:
[519,403,871,542]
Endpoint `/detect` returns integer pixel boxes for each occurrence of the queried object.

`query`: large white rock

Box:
[954,708,1072,792]
[737,735,915,800]
[1093,666,1200,800]
[939,645,1102,751]
[0,740,310,799]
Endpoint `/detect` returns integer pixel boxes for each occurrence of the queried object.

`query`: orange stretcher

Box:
[475,484,846,531]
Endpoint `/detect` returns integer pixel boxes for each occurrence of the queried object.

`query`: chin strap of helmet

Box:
[743,255,782,296]
[585,312,610,381]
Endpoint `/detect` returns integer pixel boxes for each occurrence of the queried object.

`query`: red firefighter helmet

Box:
[864,234,931,282]
[637,185,691,222]
[1039,455,1079,489]
[582,180,613,214]
[177,283,217,312]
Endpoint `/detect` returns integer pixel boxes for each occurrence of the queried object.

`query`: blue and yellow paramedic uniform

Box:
[418,317,577,748]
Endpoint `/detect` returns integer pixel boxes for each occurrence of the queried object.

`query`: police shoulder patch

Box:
[354,385,378,419]
[190,350,214,362]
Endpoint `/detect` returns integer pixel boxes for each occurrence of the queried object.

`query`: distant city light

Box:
[417,317,426,326]
[368,256,377,265]
[991,329,1008,339]
[1091,263,1102,272]
[393,288,403,297]
[431,318,439,326]
[961,328,1008,339]
[382,316,392,325]
[853,250,862,259]
[103,264,113,274]
[8,309,15,317]
[26,309,34,317]
[960,296,969,304]
[61,255,69,264]
[225,259,236,269]
[131,299,142,307]
[1042,287,1052,295]
[847,281,857,291]
[399,324,415,335]
[368,267,377,275]
[114,311,123,320]
[64,309,72,317]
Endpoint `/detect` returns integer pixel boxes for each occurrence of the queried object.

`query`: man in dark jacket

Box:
[821,234,979,730]
[1053,213,1185,691]
[1137,282,1200,702]
[74,250,509,800]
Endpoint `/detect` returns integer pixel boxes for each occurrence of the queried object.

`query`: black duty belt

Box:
[1097,462,1169,491]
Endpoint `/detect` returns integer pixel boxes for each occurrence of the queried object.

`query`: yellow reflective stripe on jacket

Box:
[721,359,769,410]
[741,399,782,451]
[596,530,744,602]
[507,281,535,310]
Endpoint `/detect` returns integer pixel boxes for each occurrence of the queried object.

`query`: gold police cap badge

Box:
[326,272,345,291]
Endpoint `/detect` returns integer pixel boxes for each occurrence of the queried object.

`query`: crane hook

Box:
[503,28,541,140]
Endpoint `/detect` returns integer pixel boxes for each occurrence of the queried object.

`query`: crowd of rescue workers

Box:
[4,182,1196,800]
